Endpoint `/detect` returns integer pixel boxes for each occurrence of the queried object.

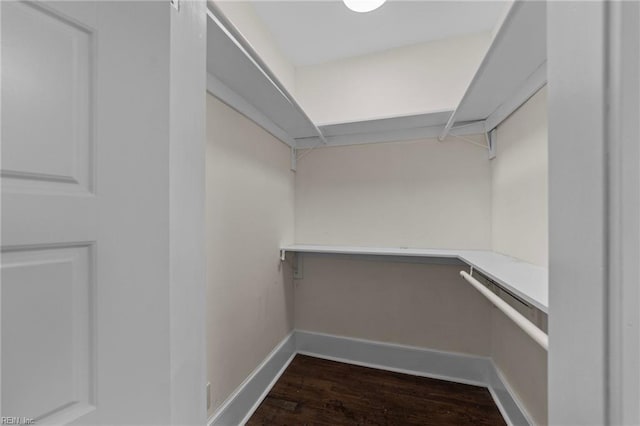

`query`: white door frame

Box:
[167,1,208,423]
[548,1,640,424]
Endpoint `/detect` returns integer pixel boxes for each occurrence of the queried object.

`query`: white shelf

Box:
[282,244,460,259]
[441,0,547,137]
[281,244,548,313]
[296,111,487,149]
[457,249,548,313]
[206,0,544,150]
[206,3,324,146]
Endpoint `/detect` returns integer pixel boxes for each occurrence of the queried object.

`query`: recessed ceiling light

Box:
[343,0,387,13]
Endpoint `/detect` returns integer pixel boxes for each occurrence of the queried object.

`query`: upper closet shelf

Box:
[206,1,325,147]
[295,111,491,149]
[281,244,548,313]
[440,0,547,140]
[206,0,545,150]
[205,2,483,150]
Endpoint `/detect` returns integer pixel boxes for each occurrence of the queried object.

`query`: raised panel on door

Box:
[1,246,94,422]
[1,1,97,423]
[2,0,93,194]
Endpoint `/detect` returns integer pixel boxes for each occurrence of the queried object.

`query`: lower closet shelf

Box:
[280,244,548,314]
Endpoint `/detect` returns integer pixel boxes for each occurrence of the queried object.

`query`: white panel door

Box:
[1,1,176,424]
[2,2,97,423]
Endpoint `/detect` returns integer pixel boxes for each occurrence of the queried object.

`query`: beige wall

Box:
[295,136,492,249]
[492,310,548,425]
[294,258,548,423]
[292,135,494,379]
[295,256,492,356]
[491,86,548,267]
[214,1,296,94]
[294,90,549,423]
[206,95,295,415]
[203,21,548,419]
[295,33,491,125]
[490,87,548,424]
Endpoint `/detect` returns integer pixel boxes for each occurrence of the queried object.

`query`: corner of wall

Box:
[490,86,548,267]
[206,95,296,416]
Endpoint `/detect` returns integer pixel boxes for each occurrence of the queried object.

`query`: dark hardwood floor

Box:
[247,355,506,426]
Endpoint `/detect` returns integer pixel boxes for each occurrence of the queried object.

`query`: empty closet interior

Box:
[205,1,548,425]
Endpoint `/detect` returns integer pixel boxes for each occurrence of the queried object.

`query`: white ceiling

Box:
[251,0,509,66]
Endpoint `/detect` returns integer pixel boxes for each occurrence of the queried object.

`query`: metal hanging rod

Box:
[460,270,548,350]
[206,0,327,145]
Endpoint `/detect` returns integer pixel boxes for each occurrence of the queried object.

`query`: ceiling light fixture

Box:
[343,0,386,13]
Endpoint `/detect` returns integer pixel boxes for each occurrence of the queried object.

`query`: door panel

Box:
[2,1,93,193]
[2,1,97,423]
[1,1,206,423]
[2,246,94,421]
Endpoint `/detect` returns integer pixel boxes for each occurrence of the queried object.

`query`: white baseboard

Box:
[207,332,296,426]
[208,330,532,426]
[296,330,489,386]
[487,363,533,426]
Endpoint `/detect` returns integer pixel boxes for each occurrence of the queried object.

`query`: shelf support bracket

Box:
[487,128,497,160]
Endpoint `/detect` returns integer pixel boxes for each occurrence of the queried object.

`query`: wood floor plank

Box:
[247,355,506,426]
